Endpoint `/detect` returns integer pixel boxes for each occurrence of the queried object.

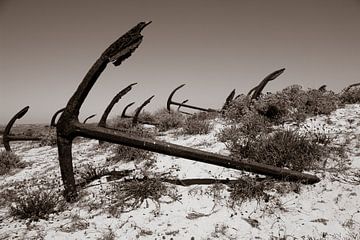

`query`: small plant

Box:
[217,112,271,150]
[153,108,185,132]
[10,186,65,221]
[228,177,269,207]
[181,113,213,135]
[0,150,26,175]
[110,173,179,214]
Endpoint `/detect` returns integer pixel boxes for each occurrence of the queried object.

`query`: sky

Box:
[1,0,360,124]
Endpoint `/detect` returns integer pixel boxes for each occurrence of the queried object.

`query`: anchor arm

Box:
[132,95,155,125]
[250,68,285,100]
[3,106,30,151]
[83,114,96,124]
[121,102,136,118]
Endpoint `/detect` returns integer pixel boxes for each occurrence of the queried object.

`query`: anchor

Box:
[55,22,319,201]
[3,106,41,151]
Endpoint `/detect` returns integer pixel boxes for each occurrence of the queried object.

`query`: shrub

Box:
[138,110,156,123]
[217,111,271,148]
[232,129,328,171]
[300,88,340,116]
[340,86,360,104]
[223,94,252,122]
[0,151,26,175]
[10,187,65,221]
[153,108,185,132]
[109,174,179,214]
[228,177,269,207]
[181,113,213,135]
[253,85,341,123]
[223,85,342,124]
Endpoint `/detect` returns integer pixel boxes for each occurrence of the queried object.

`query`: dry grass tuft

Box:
[109,174,179,214]
[10,186,66,221]
[0,151,26,175]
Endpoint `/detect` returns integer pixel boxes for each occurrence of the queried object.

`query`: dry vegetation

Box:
[1,84,360,239]
[0,151,26,175]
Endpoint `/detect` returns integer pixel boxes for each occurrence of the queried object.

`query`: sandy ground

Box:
[0,104,360,239]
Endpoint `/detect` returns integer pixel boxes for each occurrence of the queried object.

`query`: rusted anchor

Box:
[247,68,285,100]
[56,22,319,201]
[318,85,327,92]
[98,83,137,128]
[167,84,219,113]
[83,114,96,124]
[3,106,41,151]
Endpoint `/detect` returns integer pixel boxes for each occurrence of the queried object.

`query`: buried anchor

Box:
[56,22,320,202]
[167,84,236,114]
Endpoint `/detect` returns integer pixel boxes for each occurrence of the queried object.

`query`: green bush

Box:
[181,113,213,135]
[228,177,269,207]
[217,111,271,148]
[109,174,179,214]
[153,108,185,132]
[223,94,252,122]
[223,85,341,124]
[232,129,328,171]
[0,151,25,175]
[340,86,360,104]
[10,187,65,221]
[253,85,341,123]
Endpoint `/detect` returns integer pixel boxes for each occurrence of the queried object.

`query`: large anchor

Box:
[3,106,41,151]
[56,21,319,201]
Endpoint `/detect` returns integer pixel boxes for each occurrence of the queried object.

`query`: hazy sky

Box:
[1,0,360,124]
